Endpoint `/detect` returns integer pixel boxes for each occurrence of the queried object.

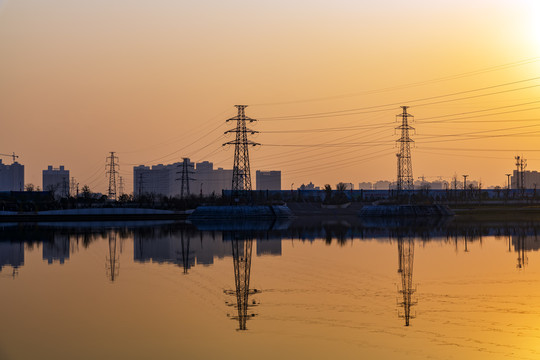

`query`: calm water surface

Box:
[1,218,540,360]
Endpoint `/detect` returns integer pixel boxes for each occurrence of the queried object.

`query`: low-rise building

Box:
[256,170,281,191]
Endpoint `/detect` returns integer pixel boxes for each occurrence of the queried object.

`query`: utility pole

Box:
[396,106,414,191]
[177,158,195,198]
[106,152,119,200]
[521,156,527,193]
[462,174,468,200]
[515,156,521,189]
[223,105,260,195]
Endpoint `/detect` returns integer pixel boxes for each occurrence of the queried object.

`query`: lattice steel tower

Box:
[223,105,260,192]
[515,155,527,191]
[396,106,415,190]
[106,152,119,200]
[118,176,125,196]
[178,158,195,198]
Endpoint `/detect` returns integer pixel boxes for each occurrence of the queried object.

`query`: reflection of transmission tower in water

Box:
[106,232,120,282]
[397,237,416,326]
[225,237,259,330]
[396,106,414,191]
[223,105,260,193]
[514,235,528,269]
[176,230,193,274]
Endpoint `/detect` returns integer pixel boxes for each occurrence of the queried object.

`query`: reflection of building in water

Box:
[43,234,70,264]
[133,232,231,268]
[256,239,281,256]
[397,237,416,326]
[106,233,120,282]
[511,235,540,251]
[225,237,259,331]
[510,234,540,269]
[0,242,24,274]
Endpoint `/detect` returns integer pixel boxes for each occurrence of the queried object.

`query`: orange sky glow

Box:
[1,0,540,192]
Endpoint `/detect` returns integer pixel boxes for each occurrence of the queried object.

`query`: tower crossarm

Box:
[225,128,259,134]
[223,139,260,146]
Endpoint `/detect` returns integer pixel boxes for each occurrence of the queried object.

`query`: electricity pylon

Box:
[397,236,416,326]
[106,152,119,200]
[106,232,120,282]
[225,236,259,331]
[118,176,125,197]
[223,105,260,193]
[178,158,195,198]
[396,106,414,191]
[514,155,527,193]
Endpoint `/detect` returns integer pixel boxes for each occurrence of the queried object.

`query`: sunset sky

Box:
[1,0,540,192]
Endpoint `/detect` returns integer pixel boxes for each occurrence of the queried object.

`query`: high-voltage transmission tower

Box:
[106,152,119,200]
[224,235,259,331]
[223,105,260,193]
[178,158,195,198]
[396,106,415,191]
[118,176,125,197]
[514,155,527,192]
[106,232,120,282]
[397,236,417,326]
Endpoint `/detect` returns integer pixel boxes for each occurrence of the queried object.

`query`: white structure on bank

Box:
[0,159,24,191]
[256,170,281,191]
[133,159,234,197]
[43,165,70,197]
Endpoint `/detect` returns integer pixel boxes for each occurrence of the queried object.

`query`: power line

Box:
[250,56,540,107]
[258,77,540,121]
[417,99,540,122]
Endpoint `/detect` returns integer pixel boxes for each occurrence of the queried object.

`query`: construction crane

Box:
[0,152,19,163]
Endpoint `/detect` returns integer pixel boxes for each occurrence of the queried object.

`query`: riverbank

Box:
[0,208,190,222]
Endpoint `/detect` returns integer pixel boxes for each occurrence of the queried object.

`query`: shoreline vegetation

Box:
[0,202,539,222]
